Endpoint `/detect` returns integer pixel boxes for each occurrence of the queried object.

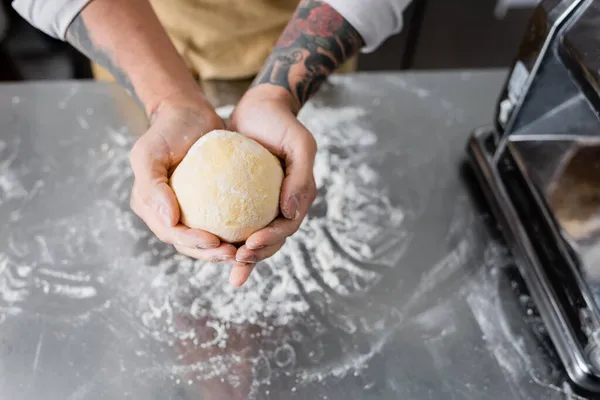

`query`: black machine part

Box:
[468,0,600,393]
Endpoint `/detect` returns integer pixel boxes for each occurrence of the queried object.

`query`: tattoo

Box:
[253,0,364,109]
[66,14,141,106]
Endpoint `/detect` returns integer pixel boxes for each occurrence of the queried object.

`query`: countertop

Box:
[0,72,584,399]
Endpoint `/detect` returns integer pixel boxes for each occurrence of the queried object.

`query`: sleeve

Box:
[324,0,412,53]
[12,0,92,40]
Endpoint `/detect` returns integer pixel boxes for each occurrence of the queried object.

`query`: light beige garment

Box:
[147,0,300,80]
[92,0,357,106]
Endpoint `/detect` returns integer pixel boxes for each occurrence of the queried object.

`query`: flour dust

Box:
[0,100,411,396]
[130,102,411,395]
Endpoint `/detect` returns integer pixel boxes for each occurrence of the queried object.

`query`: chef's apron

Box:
[92,0,357,106]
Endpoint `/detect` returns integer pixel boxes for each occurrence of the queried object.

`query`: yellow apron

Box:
[93,0,357,105]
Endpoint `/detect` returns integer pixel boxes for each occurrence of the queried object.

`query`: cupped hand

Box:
[227,85,318,286]
[129,92,237,263]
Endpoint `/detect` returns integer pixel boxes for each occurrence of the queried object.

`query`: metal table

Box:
[0,72,583,399]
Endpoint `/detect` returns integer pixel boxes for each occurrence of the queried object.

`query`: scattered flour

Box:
[134,103,408,326]
[0,95,565,398]
[466,268,529,382]
[127,103,412,393]
[464,245,587,400]
[0,101,409,394]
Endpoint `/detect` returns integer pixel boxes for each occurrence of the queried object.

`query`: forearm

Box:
[66,0,199,115]
[253,0,364,112]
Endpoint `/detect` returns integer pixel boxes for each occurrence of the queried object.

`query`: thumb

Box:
[149,181,179,227]
[130,134,180,227]
[279,130,317,220]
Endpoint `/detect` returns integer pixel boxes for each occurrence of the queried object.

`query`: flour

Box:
[463,243,588,400]
[43,282,97,299]
[118,102,412,391]
[0,96,414,396]
[467,268,529,381]
[0,81,578,398]
[135,102,407,326]
[0,138,27,203]
[1,99,413,395]
[77,116,89,130]
[0,172,27,200]
[0,125,139,321]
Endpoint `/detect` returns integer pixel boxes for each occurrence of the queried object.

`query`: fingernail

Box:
[157,204,172,226]
[246,243,266,250]
[236,255,258,263]
[284,196,299,220]
[195,242,219,250]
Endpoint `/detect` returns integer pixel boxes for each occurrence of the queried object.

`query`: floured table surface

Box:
[0,73,584,399]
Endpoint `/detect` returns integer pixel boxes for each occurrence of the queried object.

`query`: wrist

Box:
[145,87,212,120]
[244,83,300,114]
[145,87,225,135]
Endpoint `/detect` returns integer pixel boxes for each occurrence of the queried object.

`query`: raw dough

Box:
[169,129,284,243]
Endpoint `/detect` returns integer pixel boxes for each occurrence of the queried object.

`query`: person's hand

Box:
[227,85,318,286]
[129,92,238,262]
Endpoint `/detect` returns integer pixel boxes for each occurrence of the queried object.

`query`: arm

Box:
[252,0,364,112]
[65,0,201,115]
[228,0,411,285]
[66,0,238,261]
[13,0,204,115]
[14,0,237,266]
[252,0,410,111]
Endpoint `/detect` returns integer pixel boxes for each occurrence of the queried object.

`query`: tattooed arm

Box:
[65,0,236,269]
[65,0,203,116]
[226,0,408,284]
[226,0,369,284]
[253,0,364,112]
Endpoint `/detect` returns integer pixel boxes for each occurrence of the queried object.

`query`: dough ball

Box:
[169,129,284,243]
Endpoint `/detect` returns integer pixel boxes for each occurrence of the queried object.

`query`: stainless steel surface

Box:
[0,73,581,399]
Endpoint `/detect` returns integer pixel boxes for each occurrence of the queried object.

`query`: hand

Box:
[129,92,238,262]
[227,85,318,286]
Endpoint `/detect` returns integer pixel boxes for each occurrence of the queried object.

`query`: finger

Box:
[130,136,180,227]
[229,262,256,287]
[174,243,237,262]
[245,217,302,250]
[279,130,317,220]
[235,241,285,263]
[130,184,175,242]
[132,185,222,248]
[171,225,221,249]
